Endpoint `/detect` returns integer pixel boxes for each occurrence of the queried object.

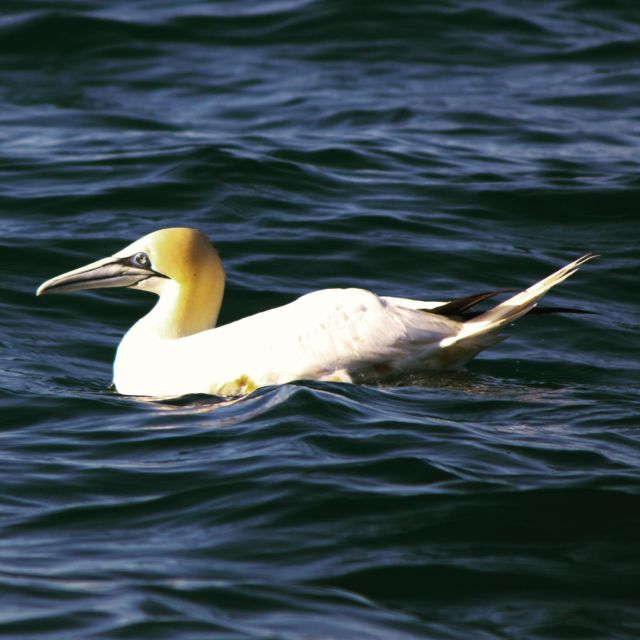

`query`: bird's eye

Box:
[132,252,150,268]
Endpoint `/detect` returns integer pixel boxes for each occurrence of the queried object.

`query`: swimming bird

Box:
[37,228,595,398]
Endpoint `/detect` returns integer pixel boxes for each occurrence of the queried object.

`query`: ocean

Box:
[1,1,639,638]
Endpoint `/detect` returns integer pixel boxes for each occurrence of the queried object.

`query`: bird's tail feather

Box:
[439,253,597,352]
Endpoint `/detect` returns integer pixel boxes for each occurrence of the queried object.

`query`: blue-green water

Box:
[2,1,640,638]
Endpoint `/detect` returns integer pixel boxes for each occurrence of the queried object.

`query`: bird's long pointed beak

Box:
[37,255,157,296]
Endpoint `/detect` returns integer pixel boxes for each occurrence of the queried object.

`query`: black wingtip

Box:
[527,305,596,316]
[425,289,516,319]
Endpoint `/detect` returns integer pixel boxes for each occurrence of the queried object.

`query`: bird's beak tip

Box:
[36,281,51,297]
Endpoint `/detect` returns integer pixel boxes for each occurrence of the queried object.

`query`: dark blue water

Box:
[1,1,639,638]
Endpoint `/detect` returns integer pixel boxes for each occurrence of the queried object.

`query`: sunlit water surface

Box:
[1,1,639,638]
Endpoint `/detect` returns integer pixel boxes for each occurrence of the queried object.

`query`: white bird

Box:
[37,227,595,398]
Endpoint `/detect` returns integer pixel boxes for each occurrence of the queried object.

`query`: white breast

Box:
[113,288,460,397]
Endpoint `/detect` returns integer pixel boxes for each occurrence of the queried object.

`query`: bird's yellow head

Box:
[114,227,224,292]
[37,227,226,337]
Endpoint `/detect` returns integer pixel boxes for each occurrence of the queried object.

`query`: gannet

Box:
[37,228,595,398]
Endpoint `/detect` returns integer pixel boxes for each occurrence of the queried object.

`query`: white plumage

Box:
[37,228,595,398]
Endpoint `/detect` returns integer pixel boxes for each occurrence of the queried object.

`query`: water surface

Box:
[1,1,639,638]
